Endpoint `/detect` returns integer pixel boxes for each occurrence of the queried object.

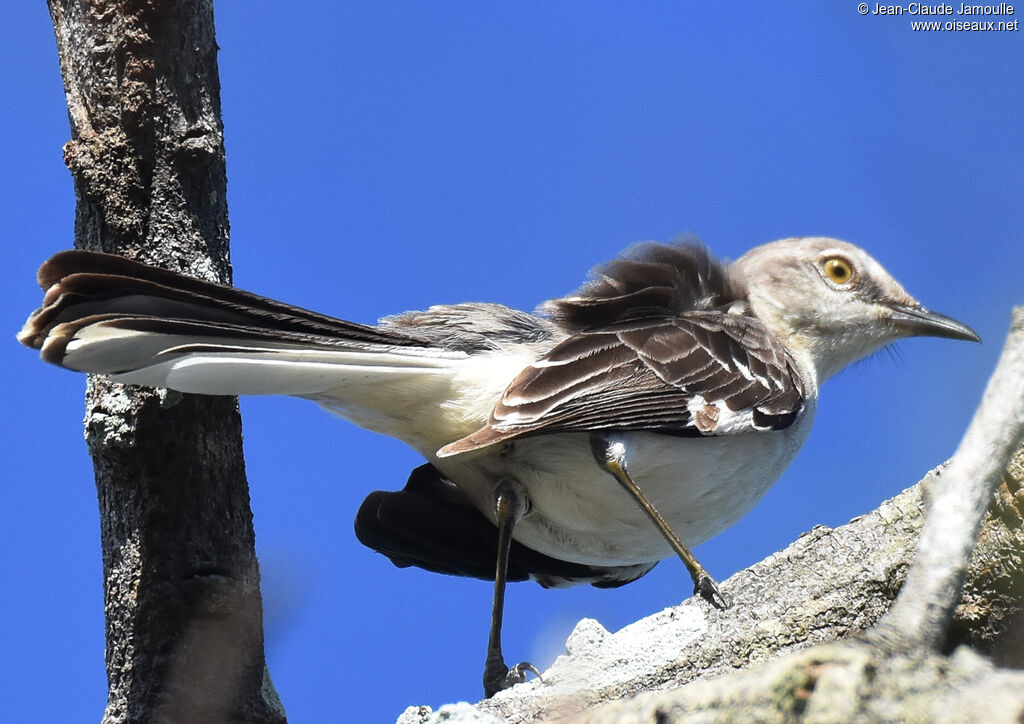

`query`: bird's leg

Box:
[590,434,731,609]
[482,478,543,698]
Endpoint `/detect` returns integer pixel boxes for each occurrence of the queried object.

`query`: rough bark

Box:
[46,1,285,721]
[400,310,1024,723]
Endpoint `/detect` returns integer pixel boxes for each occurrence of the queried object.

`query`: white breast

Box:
[300,340,818,570]
[435,400,816,568]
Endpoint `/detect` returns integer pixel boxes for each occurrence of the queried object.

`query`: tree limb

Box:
[870,307,1024,652]
[46,0,285,720]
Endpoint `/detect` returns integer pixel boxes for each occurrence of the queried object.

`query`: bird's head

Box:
[734,237,979,385]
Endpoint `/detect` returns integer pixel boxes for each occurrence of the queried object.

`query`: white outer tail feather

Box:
[62,323,530,455]
[109,353,465,398]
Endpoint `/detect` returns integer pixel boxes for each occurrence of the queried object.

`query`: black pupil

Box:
[832,262,847,279]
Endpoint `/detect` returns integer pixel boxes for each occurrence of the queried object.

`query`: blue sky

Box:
[2,3,1020,722]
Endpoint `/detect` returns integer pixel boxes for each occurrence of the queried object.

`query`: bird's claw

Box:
[694,573,731,609]
[506,661,543,687]
[484,660,543,697]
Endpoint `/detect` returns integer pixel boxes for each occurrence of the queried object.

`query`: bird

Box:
[18,236,980,696]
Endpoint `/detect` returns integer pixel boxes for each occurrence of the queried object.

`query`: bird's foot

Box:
[483,659,543,698]
[693,572,731,610]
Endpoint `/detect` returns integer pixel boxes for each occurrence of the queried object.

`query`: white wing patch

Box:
[686,394,756,435]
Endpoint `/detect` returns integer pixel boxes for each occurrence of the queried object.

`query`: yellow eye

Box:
[822,257,854,285]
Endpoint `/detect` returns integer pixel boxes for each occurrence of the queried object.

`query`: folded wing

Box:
[440,311,805,456]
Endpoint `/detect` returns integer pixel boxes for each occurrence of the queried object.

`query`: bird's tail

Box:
[18,250,469,402]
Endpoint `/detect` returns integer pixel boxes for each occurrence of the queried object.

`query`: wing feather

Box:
[439,311,805,456]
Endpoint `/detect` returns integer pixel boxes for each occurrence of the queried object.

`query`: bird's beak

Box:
[886,303,981,343]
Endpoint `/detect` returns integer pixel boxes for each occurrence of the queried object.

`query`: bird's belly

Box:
[437,417,813,568]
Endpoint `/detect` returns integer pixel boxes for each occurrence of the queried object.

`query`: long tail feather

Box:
[18,250,467,398]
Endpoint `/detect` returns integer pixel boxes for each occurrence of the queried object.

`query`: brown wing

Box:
[438,311,805,456]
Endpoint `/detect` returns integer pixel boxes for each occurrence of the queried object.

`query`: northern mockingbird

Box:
[19,237,979,696]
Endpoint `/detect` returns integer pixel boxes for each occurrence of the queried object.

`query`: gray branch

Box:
[871,307,1024,651]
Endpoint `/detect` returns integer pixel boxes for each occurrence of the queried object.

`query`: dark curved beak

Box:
[887,303,981,343]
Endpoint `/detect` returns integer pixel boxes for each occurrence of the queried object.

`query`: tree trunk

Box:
[46,1,285,721]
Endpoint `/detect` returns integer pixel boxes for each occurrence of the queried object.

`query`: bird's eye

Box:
[822,257,854,285]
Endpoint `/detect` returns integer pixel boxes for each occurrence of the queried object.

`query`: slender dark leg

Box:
[590,434,731,609]
[482,479,543,697]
